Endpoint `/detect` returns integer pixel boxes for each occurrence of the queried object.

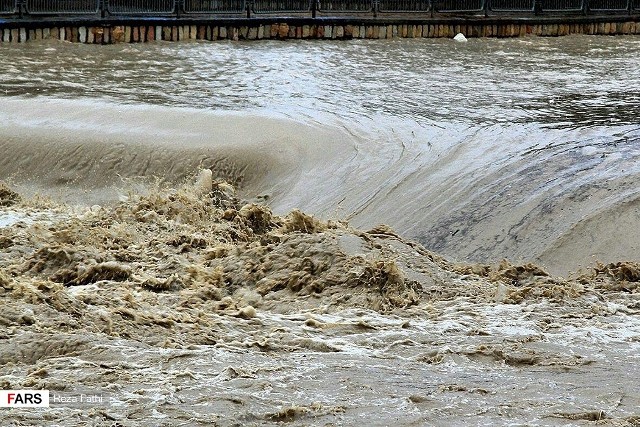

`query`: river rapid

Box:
[1,36,640,426]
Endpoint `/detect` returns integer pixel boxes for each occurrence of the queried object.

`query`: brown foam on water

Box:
[0,182,20,207]
[1,178,638,340]
[2,179,640,425]
[1,178,424,340]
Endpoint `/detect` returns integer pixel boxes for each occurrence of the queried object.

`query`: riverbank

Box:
[1,15,640,43]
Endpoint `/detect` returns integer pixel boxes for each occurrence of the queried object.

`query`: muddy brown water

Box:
[1,36,640,426]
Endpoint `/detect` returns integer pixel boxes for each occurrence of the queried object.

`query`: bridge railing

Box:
[377,0,430,12]
[2,0,640,17]
[0,0,18,13]
[541,0,584,11]
[434,0,484,12]
[25,0,100,14]
[587,0,629,11]
[317,0,373,12]
[107,0,176,15]
[489,0,535,11]
[183,0,246,13]
[251,0,310,13]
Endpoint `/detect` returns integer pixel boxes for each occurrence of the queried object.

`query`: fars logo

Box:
[0,390,50,408]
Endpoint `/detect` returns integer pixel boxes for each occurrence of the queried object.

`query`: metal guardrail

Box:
[317,0,372,11]
[107,0,175,14]
[184,0,245,13]
[588,0,628,10]
[252,0,310,13]
[1,0,640,17]
[378,0,430,12]
[542,0,584,10]
[490,0,534,11]
[436,0,484,11]
[0,0,17,13]
[25,0,99,14]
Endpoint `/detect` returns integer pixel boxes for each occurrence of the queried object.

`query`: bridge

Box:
[1,0,639,18]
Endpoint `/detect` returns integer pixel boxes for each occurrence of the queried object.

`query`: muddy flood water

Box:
[1,36,640,426]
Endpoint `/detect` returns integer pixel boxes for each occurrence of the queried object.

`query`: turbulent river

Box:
[1,36,640,426]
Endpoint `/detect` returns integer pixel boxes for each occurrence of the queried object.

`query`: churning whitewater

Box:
[1,36,639,426]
